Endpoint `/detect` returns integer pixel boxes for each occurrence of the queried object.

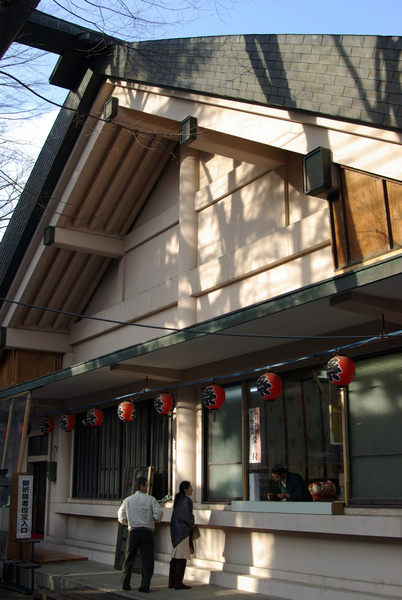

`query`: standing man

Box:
[267,464,312,502]
[118,476,163,593]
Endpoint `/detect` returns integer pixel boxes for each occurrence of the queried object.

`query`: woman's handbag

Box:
[192,525,201,540]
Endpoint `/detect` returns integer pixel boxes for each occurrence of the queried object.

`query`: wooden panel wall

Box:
[331,167,402,269]
[0,350,62,389]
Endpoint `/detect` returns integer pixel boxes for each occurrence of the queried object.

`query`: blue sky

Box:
[163,0,402,38]
[35,0,401,40]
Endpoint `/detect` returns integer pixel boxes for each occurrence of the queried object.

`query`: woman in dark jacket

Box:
[169,481,194,589]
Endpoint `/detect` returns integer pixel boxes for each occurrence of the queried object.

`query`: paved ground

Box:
[0,559,282,600]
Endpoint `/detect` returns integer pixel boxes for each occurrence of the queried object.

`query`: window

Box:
[246,374,343,500]
[204,384,243,501]
[329,167,402,269]
[73,401,171,500]
[204,374,344,503]
[28,435,48,457]
[348,352,402,505]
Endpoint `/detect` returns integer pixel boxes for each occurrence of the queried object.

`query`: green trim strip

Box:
[1,253,401,399]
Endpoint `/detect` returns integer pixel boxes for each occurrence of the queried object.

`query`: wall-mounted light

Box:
[103,97,119,120]
[179,116,197,145]
[302,146,332,196]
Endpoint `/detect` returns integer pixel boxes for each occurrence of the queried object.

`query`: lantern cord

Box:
[0,297,400,341]
[32,327,402,419]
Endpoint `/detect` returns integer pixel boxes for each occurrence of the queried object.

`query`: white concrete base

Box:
[231,500,343,515]
[153,560,400,600]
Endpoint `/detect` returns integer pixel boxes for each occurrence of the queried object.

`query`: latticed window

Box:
[73,400,171,500]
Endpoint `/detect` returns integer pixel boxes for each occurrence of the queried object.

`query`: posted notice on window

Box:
[249,407,261,464]
[17,475,33,539]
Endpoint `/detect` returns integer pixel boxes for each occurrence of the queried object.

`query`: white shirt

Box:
[117,491,163,531]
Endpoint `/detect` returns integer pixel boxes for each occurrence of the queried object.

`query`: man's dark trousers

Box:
[122,527,154,591]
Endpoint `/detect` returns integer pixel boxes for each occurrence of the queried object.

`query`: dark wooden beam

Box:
[0,0,40,59]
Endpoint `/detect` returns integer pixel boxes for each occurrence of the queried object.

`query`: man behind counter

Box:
[267,464,312,502]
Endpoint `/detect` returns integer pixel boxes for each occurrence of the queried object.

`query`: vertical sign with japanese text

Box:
[249,407,261,464]
[17,475,33,538]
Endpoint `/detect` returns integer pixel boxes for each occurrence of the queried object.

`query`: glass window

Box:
[348,352,402,505]
[247,372,343,501]
[205,384,243,501]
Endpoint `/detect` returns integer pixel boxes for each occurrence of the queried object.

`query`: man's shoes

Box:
[138,588,150,593]
[122,584,131,590]
[175,583,191,589]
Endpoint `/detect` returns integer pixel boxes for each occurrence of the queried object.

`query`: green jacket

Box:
[272,471,312,502]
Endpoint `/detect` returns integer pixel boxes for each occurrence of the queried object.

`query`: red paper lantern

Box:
[256,372,283,401]
[60,414,76,432]
[154,393,174,415]
[86,408,104,427]
[18,422,31,436]
[326,355,355,386]
[202,384,225,411]
[38,417,54,434]
[117,401,137,422]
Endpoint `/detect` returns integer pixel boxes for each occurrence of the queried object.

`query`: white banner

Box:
[249,407,261,464]
[17,475,33,539]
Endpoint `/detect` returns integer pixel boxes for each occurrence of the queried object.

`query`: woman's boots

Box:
[168,558,191,589]
[168,559,177,588]
[175,559,191,589]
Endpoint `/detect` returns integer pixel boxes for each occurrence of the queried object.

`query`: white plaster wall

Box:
[197,170,286,265]
[124,227,179,299]
[195,247,333,321]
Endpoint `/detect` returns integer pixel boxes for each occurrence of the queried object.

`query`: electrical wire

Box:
[11,327,402,419]
[1,296,398,341]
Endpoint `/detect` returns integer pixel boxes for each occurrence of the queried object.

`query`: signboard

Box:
[249,407,261,464]
[16,475,33,539]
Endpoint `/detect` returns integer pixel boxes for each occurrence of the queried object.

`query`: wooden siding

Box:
[0,350,62,389]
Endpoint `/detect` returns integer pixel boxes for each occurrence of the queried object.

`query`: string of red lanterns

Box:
[37,354,356,434]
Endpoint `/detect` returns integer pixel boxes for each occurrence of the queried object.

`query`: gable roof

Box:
[0,15,402,406]
[1,17,401,335]
[97,34,402,130]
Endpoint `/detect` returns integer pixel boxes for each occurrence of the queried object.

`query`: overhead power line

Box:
[1,296,399,341]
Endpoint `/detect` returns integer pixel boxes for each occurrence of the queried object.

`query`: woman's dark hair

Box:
[271,464,287,476]
[173,480,191,508]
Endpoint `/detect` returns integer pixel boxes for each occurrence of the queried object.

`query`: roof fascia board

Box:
[17,10,115,55]
[113,80,401,147]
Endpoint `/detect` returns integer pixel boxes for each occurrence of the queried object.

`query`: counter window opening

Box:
[203,351,402,506]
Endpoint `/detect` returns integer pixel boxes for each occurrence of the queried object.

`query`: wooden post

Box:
[17,392,31,473]
[3,393,33,561]
[341,388,350,506]
[1,400,14,469]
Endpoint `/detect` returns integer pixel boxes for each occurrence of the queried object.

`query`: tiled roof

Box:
[97,33,402,129]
